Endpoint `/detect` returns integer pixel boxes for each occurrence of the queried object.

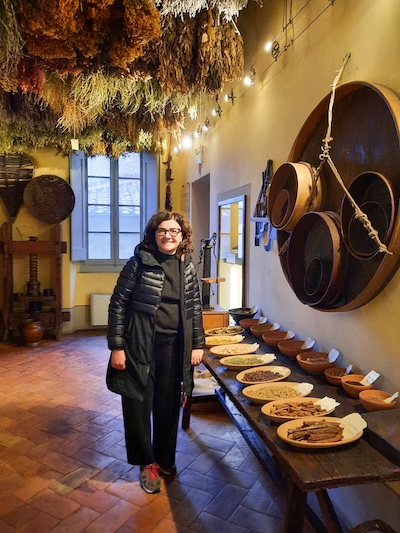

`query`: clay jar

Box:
[20,319,45,347]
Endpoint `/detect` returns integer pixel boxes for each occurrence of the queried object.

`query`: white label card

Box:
[285,331,295,340]
[258,317,268,324]
[360,370,380,385]
[340,413,367,436]
[294,382,314,395]
[345,364,353,375]
[315,396,340,410]
[302,337,315,349]
[328,349,340,363]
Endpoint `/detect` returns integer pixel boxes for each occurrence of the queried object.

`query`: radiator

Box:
[90,294,111,326]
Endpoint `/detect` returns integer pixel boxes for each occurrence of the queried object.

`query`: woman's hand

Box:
[191,348,204,366]
[110,349,127,370]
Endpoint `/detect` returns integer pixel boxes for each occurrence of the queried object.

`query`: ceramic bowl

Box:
[296,352,336,375]
[359,389,397,412]
[277,339,313,360]
[341,374,374,398]
[261,330,294,348]
[239,318,262,330]
[229,308,256,325]
[250,323,275,339]
[324,366,347,386]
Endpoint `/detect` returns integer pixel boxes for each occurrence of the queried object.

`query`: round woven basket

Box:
[23,175,75,224]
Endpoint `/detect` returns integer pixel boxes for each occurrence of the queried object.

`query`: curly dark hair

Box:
[141,210,194,255]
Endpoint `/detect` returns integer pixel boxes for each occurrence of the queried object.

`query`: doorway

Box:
[217,185,250,311]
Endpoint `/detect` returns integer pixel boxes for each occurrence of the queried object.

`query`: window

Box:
[70,151,158,272]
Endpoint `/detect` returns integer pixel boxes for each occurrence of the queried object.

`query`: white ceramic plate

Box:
[277,416,364,448]
[241,382,314,404]
[261,397,336,423]
[210,342,260,357]
[205,334,245,347]
[205,326,244,336]
[236,365,291,385]
[218,353,277,370]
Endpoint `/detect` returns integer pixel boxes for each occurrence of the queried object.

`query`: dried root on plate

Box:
[287,421,343,442]
[270,400,327,417]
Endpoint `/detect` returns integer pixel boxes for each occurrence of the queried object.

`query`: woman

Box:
[107,210,205,494]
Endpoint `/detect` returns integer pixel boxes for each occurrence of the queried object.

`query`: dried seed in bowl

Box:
[226,356,265,365]
[242,370,282,382]
[249,385,302,399]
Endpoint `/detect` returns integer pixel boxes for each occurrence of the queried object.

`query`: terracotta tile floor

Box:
[0,330,294,532]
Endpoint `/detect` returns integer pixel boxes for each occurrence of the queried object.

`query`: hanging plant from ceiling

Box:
[155,0,261,21]
[0,0,246,155]
[0,0,24,92]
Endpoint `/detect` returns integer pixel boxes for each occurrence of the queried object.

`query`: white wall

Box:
[174,0,400,529]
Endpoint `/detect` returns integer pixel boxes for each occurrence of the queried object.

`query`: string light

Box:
[243,66,256,86]
[172,0,335,156]
[224,89,236,106]
[211,96,223,117]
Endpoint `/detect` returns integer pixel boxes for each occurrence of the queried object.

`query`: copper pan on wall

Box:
[267,161,324,232]
[287,211,345,308]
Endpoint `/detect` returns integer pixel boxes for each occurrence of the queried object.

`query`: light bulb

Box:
[265,41,272,52]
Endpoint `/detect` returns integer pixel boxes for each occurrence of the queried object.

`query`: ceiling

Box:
[0,0,262,157]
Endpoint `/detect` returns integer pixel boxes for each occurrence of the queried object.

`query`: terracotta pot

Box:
[20,319,45,347]
[267,161,324,232]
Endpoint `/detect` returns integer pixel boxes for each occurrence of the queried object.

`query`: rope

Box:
[319,53,393,256]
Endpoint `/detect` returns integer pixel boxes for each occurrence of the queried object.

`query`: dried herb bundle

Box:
[0,0,24,92]
[0,1,247,155]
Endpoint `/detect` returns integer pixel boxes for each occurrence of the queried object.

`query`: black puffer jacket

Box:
[107,246,205,401]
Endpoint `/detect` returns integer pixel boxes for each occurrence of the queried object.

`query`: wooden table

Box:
[202,341,400,533]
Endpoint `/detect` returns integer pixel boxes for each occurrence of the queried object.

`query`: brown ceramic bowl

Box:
[261,330,293,348]
[296,352,336,375]
[239,318,262,330]
[324,366,347,386]
[341,374,374,398]
[359,389,397,412]
[250,323,276,339]
[277,339,314,360]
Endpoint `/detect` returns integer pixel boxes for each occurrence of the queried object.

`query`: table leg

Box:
[282,479,307,532]
[316,489,343,533]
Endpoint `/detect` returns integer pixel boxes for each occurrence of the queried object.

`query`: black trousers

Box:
[121,338,182,468]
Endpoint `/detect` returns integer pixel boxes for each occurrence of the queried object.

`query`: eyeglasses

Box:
[156,228,182,237]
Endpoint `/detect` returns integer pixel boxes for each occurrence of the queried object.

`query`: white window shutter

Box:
[70,151,87,261]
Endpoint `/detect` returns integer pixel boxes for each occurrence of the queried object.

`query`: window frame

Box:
[70,150,158,273]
